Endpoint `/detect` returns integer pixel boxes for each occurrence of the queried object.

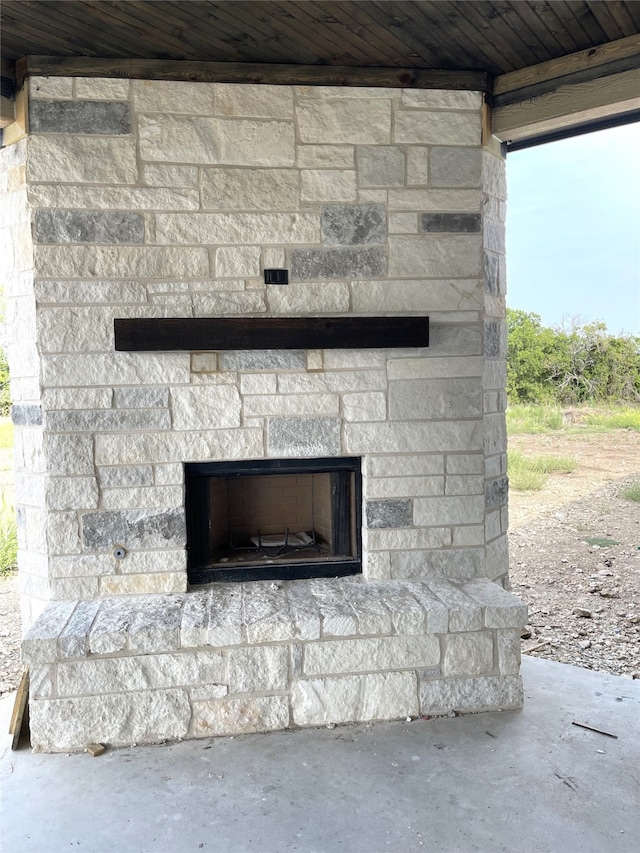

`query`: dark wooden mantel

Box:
[114,317,429,351]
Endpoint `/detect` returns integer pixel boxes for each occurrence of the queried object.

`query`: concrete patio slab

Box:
[1,656,639,853]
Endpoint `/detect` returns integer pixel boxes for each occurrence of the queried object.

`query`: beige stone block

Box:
[296,98,391,144]
[50,576,99,600]
[47,511,81,556]
[29,183,199,211]
[117,550,186,575]
[322,351,387,369]
[228,646,289,693]
[138,115,295,165]
[75,77,130,100]
[389,377,482,420]
[388,187,480,211]
[406,147,430,186]
[46,477,98,511]
[194,291,266,315]
[267,281,350,315]
[352,279,482,313]
[395,110,480,145]
[452,526,485,547]
[133,80,214,114]
[99,573,186,596]
[30,76,74,99]
[43,352,190,387]
[240,373,277,395]
[300,170,357,202]
[102,485,184,511]
[57,651,224,697]
[202,168,299,210]
[215,83,293,118]
[367,527,451,550]
[364,549,391,580]
[498,629,521,675]
[95,428,262,466]
[156,212,319,245]
[292,671,417,726]
[143,164,199,187]
[192,695,289,737]
[413,495,485,526]
[342,391,387,422]
[304,634,440,676]
[244,393,338,418]
[401,90,482,110]
[388,235,482,278]
[297,145,354,169]
[446,454,484,475]
[27,136,137,184]
[387,356,483,381]
[215,246,261,277]
[366,475,444,499]
[30,689,190,751]
[443,632,494,676]
[34,245,209,280]
[419,675,523,715]
[171,385,241,430]
[389,212,418,234]
[445,475,484,496]
[346,420,483,456]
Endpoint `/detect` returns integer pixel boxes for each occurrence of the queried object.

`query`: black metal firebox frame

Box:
[185,457,362,584]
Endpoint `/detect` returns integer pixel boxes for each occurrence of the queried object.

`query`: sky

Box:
[505,122,640,337]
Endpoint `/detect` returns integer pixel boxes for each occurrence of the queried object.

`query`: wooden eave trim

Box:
[493,34,640,104]
[16,55,489,92]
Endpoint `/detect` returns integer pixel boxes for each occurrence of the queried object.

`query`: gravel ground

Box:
[1,431,639,697]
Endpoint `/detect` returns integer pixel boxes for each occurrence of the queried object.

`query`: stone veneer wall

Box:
[2,77,509,630]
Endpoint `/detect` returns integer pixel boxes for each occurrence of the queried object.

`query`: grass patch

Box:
[584,536,620,548]
[506,403,640,435]
[0,493,17,576]
[508,449,577,491]
[0,418,13,451]
[621,480,640,502]
[506,404,565,434]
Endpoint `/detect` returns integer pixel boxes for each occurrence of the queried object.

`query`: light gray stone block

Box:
[34,210,144,244]
[460,578,528,628]
[420,213,481,233]
[292,671,418,726]
[337,579,394,635]
[30,689,191,752]
[419,675,523,715]
[21,600,78,664]
[113,388,169,409]
[11,404,42,426]
[304,634,440,676]
[127,595,184,654]
[443,631,494,676]
[390,548,484,581]
[366,499,412,529]
[296,98,391,144]
[43,434,95,477]
[388,235,482,278]
[389,378,482,420]
[139,115,295,166]
[192,695,289,738]
[430,147,482,187]
[228,646,289,693]
[356,146,404,187]
[206,584,246,647]
[426,579,483,631]
[29,100,131,134]
[99,466,154,488]
[81,508,186,551]
[46,409,171,433]
[290,246,385,280]
[497,629,522,675]
[285,580,323,641]
[321,204,386,245]
[308,582,358,637]
[268,417,341,457]
[220,350,306,371]
[58,599,102,659]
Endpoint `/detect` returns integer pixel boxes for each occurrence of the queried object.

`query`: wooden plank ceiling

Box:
[2,0,640,77]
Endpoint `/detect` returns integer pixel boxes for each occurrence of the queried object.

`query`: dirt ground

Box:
[1,430,639,698]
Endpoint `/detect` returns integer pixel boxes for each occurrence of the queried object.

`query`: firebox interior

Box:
[185,457,362,583]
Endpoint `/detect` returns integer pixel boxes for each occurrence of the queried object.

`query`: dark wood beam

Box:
[17,55,489,91]
[114,317,430,352]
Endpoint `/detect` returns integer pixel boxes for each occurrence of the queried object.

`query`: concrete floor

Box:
[1,656,638,853]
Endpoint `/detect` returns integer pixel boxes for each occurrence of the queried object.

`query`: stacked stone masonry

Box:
[1,77,516,748]
[23,577,526,752]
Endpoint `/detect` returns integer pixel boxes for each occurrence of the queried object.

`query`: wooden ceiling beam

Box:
[16,55,489,91]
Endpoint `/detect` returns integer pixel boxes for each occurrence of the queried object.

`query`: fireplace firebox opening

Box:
[185,457,362,583]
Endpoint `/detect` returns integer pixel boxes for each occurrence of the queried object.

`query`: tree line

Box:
[507,308,640,405]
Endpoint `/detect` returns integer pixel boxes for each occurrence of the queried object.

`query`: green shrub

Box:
[0,494,17,576]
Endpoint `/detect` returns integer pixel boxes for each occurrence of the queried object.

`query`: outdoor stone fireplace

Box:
[2,76,525,751]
